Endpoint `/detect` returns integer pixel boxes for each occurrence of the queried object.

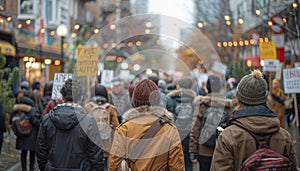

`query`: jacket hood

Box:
[230,105,280,134]
[193,94,233,108]
[49,103,88,130]
[122,106,173,123]
[167,89,197,100]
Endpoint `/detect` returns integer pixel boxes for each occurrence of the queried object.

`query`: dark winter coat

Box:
[189,94,233,157]
[37,95,51,116]
[36,103,103,171]
[11,96,39,151]
[211,104,297,171]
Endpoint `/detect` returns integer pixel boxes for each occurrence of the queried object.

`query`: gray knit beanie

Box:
[236,70,268,105]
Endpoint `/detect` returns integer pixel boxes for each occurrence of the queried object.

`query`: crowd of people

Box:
[0,69,299,171]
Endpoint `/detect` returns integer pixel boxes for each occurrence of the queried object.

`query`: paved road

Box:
[1,125,300,171]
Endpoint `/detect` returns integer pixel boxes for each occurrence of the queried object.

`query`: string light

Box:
[238,19,244,24]
[255,10,261,15]
[74,24,80,30]
[6,16,12,22]
[26,20,31,25]
[226,20,231,26]
[268,21,273,26]
[197,22,203,28]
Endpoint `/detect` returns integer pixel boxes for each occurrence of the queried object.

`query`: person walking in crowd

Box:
[109,77,132,123]
[36,78,103,171]
[168,76,197,171]
[85,84,119,171]
[10,92,39,171]
[189,75,233,171]
[267,78,286,128]
[0,100,5,155]
[109,79,185,171]
[37,81,53,118]
[32,81,42,105]
[211,70,297,170]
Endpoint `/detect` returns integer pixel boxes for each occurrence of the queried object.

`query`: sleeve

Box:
[109,106,119,129]
[86,117,104,171]
[109,126,127,171]
[284,130,297,170]
[189,106,201,153]
[36,117,49,171]
[168,126,185,171]
[210,130,234,171]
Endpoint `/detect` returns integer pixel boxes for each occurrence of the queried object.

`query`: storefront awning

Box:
[0,40,16,56]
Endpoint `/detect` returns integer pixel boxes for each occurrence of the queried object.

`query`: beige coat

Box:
[109,106,185,171]
[84,102,119,157]
[267,90,286,128]
[211,115,297,171]
[189,94,233,157]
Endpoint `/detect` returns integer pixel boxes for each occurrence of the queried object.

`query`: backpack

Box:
[174,101,194,140]
[240,128,292,171]
[89,102,112,140]
[11,110,33,136]
[199,107,228,148]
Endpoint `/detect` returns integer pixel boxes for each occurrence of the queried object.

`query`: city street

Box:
[1,124,300,170]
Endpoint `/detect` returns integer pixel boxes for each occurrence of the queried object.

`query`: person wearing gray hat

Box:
[211,70,297,170]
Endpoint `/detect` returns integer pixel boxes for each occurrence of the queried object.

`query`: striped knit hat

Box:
[132,79,160,107]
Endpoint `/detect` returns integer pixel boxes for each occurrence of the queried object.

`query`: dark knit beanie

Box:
[207,75,221,93]
[132,79,160,107]
[178,76,193,89]
[236,70,267,105]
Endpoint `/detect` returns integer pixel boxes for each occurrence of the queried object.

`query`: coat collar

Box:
[13,104,32,112]
[193,94,233,107]
[167,89,197,98]
[122,105,173,122]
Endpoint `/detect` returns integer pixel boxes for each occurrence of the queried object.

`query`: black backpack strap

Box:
[127,118,168,163]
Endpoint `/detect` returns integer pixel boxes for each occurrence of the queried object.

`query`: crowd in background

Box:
[0,68,299,171]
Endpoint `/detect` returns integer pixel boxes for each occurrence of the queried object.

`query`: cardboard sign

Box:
[77,47,99,76]
[263,59,280,72]
[51,73,73,100]
[283,68,300,94]
[259,42,277,60]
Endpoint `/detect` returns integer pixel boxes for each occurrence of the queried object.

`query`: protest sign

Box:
[283,68,300,127]
[259,41,277,60]
[77,46,99,76]
[51,73,73,100]
[263,59,280,72]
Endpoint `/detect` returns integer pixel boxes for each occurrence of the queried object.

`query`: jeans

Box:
[21,150,35,171]
[198,155,212,171]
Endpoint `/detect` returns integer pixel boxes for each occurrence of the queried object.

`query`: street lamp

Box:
[56,23,68,72]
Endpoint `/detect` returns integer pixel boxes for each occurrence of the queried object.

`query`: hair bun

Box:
[251,70,263,79]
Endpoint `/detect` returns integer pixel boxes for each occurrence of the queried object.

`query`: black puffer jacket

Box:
[36,103,103,171]
[11,96,39,151]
